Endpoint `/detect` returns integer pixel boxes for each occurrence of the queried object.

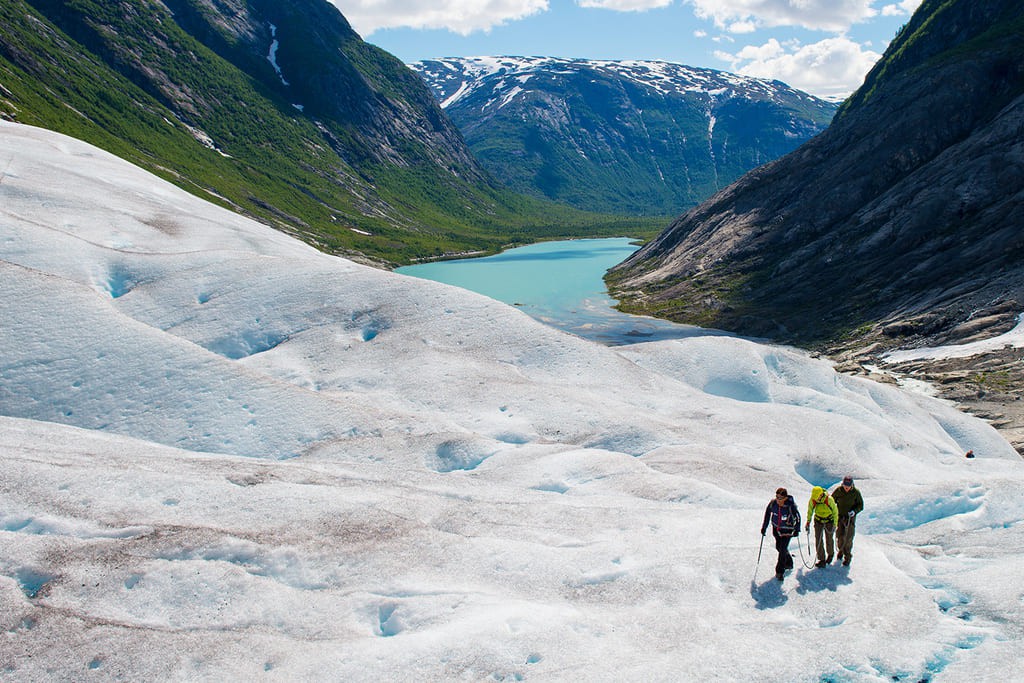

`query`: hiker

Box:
[805,486,839,568]
[761,487,801,581]
[831,476,864,566]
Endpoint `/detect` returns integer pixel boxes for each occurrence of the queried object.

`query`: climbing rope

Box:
[797,528,816,569]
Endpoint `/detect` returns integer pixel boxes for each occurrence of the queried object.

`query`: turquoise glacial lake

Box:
[397,238,723,345]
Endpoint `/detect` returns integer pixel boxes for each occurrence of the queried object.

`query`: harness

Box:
[812,494,834,523]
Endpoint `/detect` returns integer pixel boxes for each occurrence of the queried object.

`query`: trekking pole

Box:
[753,533,766,582]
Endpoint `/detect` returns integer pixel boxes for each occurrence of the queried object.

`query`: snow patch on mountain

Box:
[412,56,812,109]
[266,23,289,87]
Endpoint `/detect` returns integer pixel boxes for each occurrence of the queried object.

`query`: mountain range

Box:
[0,0,649,266]
[606,0,1024,448]
[4,0,1024,444]
[411,57,837,216]
[609,0,1024,351]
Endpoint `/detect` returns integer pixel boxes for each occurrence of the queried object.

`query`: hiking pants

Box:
[773,530,794,575]
[836,515,856,562]
[813,518,835,562]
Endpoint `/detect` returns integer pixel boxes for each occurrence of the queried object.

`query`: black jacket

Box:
[761,495,801,536]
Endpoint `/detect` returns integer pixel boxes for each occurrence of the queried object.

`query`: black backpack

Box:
[774,499,798,537]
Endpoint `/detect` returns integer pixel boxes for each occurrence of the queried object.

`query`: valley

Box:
[3,0,1024,678]
[605,0,1024,452]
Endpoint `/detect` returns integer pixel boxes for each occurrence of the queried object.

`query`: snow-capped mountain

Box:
[3,120,1024,680]
[418,56,825,108]
[411,56,837,215]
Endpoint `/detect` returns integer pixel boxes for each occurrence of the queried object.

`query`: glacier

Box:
[1,121,1023,681]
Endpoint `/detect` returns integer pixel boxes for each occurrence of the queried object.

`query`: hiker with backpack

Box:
[761,487,801,581]
[805,486,839,567]
[832,476,864,566]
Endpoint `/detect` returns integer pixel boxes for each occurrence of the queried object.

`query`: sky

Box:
[4,120,1024,680]
[331,0,924,99]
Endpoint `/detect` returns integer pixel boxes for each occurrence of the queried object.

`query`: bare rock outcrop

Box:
[609,0,1024,350]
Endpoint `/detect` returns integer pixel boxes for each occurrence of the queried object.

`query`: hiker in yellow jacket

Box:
[805,486,839,568]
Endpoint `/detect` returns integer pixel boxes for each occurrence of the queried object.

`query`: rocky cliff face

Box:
[608,0,1024,350]
[411,57,836,216]
[164,0,484,175]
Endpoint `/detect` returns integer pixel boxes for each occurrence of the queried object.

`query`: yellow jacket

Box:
[806,486,839,525]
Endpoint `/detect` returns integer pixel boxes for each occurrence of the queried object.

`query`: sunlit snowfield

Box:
[2,122,1023,681]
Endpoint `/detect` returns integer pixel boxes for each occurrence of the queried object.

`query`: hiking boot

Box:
[842,558,851,566]
[825,555,833,564]
[776,571,784,581]
[815,560,827,568]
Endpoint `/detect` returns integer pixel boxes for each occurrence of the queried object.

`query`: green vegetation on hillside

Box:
[836,0,1024,118]
[0,0,663,265]
[432,62,836,217]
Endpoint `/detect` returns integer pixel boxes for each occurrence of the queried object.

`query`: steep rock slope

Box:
[411,57,836,216]
[608,0,1024,348]
[0,0,626,264]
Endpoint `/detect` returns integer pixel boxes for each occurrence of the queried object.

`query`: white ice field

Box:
[1,121,1023,681]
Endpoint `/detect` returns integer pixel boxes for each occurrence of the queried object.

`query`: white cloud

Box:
[732,37,786,62]
[330,0,549,36]
[688,0,877,32]
[577,0,673,10]
[718,36,881,100]
[882,0,923,17]
[728,20,757,34]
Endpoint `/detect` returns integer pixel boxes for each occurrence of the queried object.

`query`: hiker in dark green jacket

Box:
[832,475,864,566]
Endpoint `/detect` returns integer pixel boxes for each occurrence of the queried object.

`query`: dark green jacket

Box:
[832,485,864,518]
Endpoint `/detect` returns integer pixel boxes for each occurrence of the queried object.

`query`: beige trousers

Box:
[813,518,835,562]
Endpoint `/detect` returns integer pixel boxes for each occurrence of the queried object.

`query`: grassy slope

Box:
[837,0,1024,119]
[0,0,663,265]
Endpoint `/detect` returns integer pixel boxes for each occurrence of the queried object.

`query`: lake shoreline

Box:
[398,235,648,267]
[397,237,714,346]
